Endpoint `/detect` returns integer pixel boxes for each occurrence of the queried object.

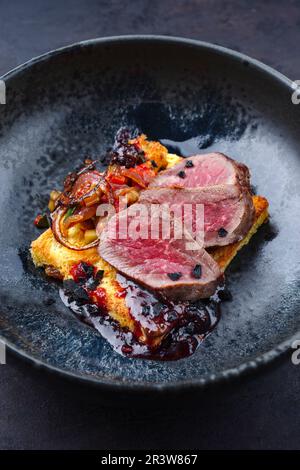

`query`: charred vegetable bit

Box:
[85,269,105,290]
[167,272,182,281]
[66,262,108,310]
[192,264,202,279]
[72,286,90,305]
[185,160,194,168]
[34,213,50,229]
[108,128,146,169]
[94,269,105,282]
[218,227,228,238]
[177,170,186,179]
[85,276,100,291]
[63,279,90,305]
[69,262,104,291]
[70,261,95,283]
[151,160,158,168]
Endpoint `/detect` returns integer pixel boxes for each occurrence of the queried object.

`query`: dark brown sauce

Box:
[60,267,226,361]
[116,275,222,360]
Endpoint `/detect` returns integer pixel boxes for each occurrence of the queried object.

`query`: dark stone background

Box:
[0,0,300,450]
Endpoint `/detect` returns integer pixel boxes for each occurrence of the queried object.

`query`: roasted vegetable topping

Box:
[67,262,108,311]
[34,213,50,229]
[70,261,95,283]
[107,128,146,169]
[48,131,168,250]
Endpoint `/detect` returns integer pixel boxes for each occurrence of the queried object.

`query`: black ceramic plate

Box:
[0,36,299,391]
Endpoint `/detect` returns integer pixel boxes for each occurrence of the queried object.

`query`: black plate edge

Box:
[0,34,297,393]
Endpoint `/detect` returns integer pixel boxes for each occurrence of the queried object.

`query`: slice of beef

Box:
[98,204,223,301]
[146,152,255,246]
[139,185,255,247]
[149,152,251,190]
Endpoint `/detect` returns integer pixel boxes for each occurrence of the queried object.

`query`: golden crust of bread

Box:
[131,134,169,170]
[165,153,183,168]
[31,229,136,331]
[30,150,269,343]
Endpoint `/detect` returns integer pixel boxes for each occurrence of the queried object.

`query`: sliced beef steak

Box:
[98,204,222,301]
[98,152,254,302]
[149,152,251,189]
[146,152,255,246]
[139,185,255,247]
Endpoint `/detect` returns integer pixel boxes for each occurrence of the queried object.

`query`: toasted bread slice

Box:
[30,152,269,344]
[31,230,136,332]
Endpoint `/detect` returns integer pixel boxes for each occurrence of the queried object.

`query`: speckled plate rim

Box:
[0,34,297,393]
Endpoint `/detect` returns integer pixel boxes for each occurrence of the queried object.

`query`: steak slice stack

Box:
[149,152,251,189]
[139,185,254,247]
[98,152,255,301]
[147,152,255,246]
[99,204,223,301]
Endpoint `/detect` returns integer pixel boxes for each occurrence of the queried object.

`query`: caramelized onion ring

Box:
[52,207,99,250]
[59,170,105,207]
[63,205,97,230]
[119,168,147,188]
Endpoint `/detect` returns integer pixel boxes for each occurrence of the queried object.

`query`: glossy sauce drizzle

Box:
[60,263,225,361]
